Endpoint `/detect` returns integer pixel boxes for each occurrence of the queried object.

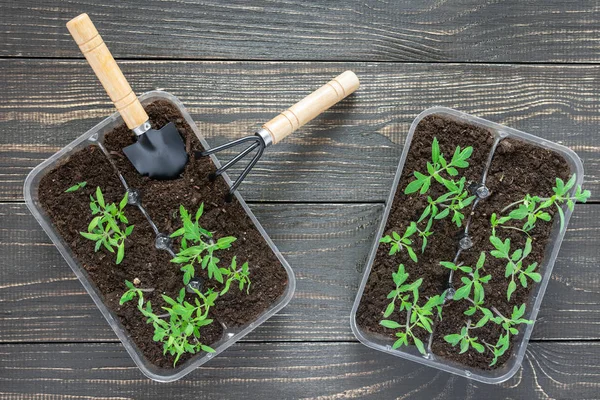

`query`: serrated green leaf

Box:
[405,222,417,237]
[170,227,185,238]
[564,174,577,193]
[380,235,392,244]
[464,307,476,316]
[440,261,457,270]
[529,272,542,282]
[95,187,104,208]
[507,280,517,301]
[474,315,489,328]
[65,181,87,193]
[431,137,440,163]
[538,212,551,221]
[195,203,204,222]
[116,243,124,264]
[413,336,426,355]
[435,208,450,220]
[119,192,128,211]
[380,320,402,329]
[460,338,469,354]
[80,232,102,240]
[384,302,395,318]
[407,246,418,263]
[509,206,529,220]
[557,206,565,232]
[459,266,473,274]
[217,236,237,249]
[119,291,133,305]
[418,205,431,223]
[472,341,485,353]
[453,284,471,301]
[519,273,527,287]
[201,345,216,353]
[511,249,523,262]
[420,179,431,195]
[405,179,423,194]
[444,333,462,346]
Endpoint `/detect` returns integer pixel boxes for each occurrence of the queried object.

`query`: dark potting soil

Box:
[355,114,571,371]
[38,100,288,369]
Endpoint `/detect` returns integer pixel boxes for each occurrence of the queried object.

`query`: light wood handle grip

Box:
[261,71,360,144]
[67,14,148,130]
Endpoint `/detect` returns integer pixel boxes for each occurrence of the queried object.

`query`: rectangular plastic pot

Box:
[24,90,296,382]
[350,106,584,384]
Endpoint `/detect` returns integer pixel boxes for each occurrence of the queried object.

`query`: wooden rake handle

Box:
[67,13,148,130]
[261,71,360,144]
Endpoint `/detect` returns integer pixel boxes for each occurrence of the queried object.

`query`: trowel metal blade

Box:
[123,122,188,179]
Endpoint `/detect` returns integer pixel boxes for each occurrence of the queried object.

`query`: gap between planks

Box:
[3,55,600,66]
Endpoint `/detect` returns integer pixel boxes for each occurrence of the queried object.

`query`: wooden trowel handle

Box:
[261,71,360,144]
[67,14,149,130]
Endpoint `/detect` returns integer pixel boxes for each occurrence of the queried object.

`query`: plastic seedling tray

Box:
[350,107,584,384]
[24,91,296,382]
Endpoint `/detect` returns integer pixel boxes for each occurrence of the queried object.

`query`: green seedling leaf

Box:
[413,336,426,355]
[119,192,128,210]
[116,243,125,264]
[380,320,402,329]
[507,280,517,301]
[444,334,462,346]
[472,342,485,353]
[431,137,440,163]
[404,179,424,195]
[380,235,392,244]
[557,206,565,232]
[528,272,542,282]
[407,247,418,263]
[65,181,87,193]
[96,186,104,208]
[80,187,134,265]
[509,206,529,220]
[453,283,471,301]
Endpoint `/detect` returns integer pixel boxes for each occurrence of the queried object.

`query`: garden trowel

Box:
[67,14,187,179]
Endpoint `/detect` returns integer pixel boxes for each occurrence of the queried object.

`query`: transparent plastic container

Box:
[24,91,296,382]
[350,107,584,384]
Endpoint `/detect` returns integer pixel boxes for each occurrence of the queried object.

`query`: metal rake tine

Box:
[210,141,261,180]
[225,144,266,202]
[200,135,259,157]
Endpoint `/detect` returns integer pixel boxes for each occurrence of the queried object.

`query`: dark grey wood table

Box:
[1,1,599,398]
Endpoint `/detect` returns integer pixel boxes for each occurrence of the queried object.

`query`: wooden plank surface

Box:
[2,60,599,203]
[2,202,599,343]
[2,1,600,397]
[1,342,599,399]
[1,0,599,63]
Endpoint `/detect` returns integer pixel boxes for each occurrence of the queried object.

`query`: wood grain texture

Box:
[262,71,360,144]
[1,0,599,63]
[2,60,599,202]
[1,342,599,399]
[2,1,599,397]
[1,203,599,343]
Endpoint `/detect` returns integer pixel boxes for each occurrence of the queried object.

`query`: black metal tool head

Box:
[123,122,188,180]
[196,134,266,201]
